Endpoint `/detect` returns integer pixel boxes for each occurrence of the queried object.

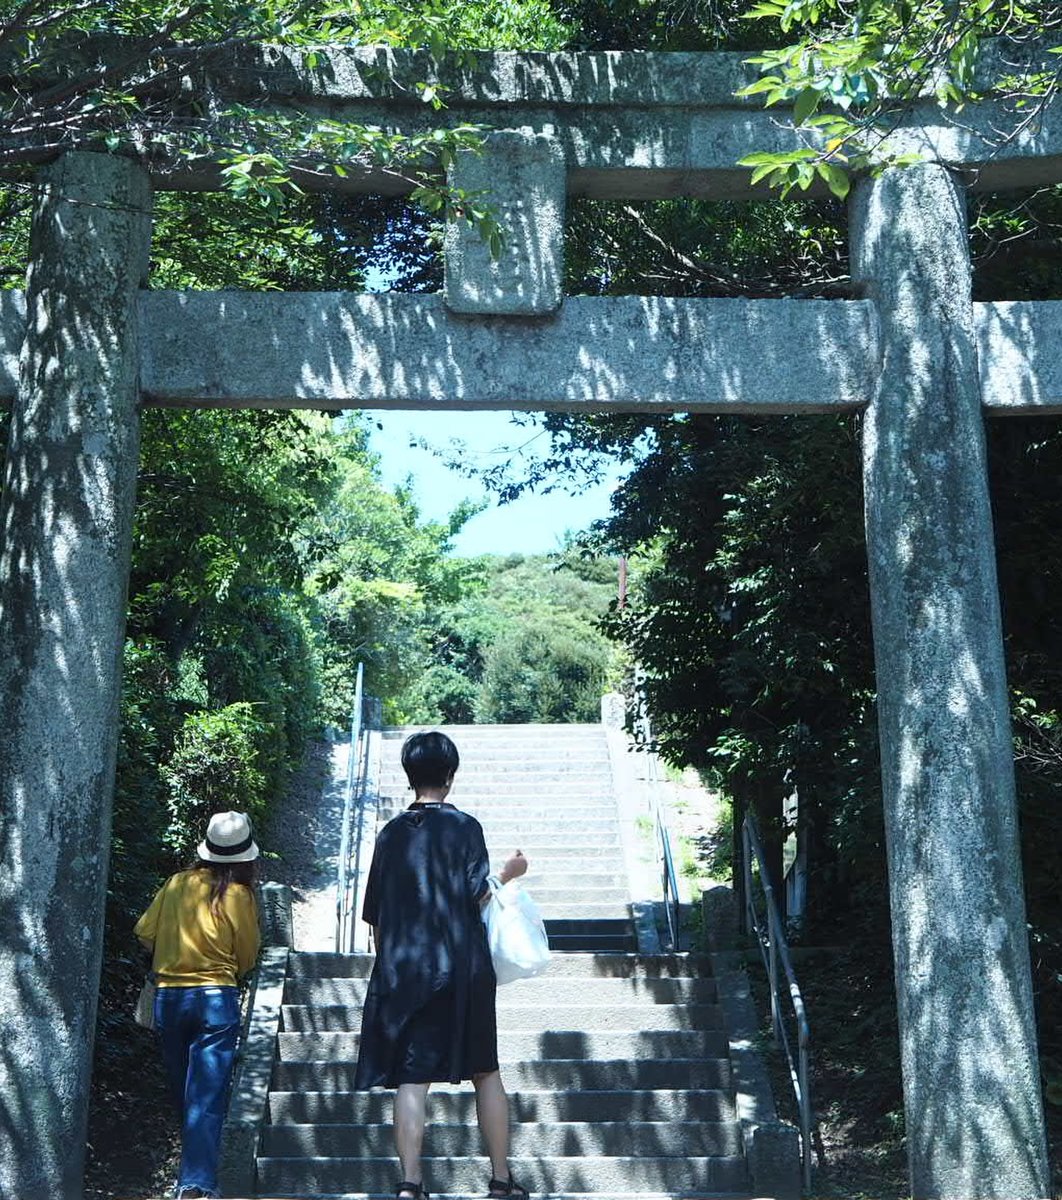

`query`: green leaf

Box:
[792,86,821,125]
[817,160,850,199]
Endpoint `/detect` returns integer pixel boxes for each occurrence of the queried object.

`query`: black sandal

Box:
[488,1178,529,1200]
[397,1183,429,1200]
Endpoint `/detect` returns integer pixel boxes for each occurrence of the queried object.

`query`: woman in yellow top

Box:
[135,811,261,1200]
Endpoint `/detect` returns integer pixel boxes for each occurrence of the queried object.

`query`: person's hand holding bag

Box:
[483,849,551,985]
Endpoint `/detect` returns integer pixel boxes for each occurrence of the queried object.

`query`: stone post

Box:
[0,152,152,1200]
[444,129,566,316]
[851,163,1049,1199]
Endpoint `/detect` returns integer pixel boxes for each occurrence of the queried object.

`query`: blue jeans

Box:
[155,985,241,1198]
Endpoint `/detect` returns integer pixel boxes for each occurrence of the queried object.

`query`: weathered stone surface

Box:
[219,946,288,1198]
[14,35,758,109]
[158,104,825,202]
[0,152,152,1200]
[7,292,1062,415]
[975,300,1062,411]
[12,290,1062,413]
[851,162,1049,1199]
[259,881,295,949]
[2,292,878,410]
[445,130,566,315]
[13,38,1062,199]
[133,292,876,411]
[0,290,23,396]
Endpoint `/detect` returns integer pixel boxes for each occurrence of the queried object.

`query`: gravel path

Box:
[259,738,349,952]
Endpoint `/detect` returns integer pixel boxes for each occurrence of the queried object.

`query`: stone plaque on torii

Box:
[0,41,1058,1200]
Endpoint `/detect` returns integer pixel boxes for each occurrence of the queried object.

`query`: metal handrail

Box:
[742,810,813,1192]
[335,662,367,954]
[631,674,682,949]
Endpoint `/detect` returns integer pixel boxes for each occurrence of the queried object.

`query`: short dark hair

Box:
[401,731,460,791]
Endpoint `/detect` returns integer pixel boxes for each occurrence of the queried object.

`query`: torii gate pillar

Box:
[853,162,1050,1198]
[0,151,152,1200]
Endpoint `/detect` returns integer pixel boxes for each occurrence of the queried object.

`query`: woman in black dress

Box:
[354,731,529,1200]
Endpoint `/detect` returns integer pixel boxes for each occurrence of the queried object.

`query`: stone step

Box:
[499,834,622,846]
[486,846,623,861]
[541,954,712,978]
[272,1058,731,1093]
[548,933,638,952]
[534,903,634,920]
[540,920,635,938]
[486,848,625,864]
[517,872,627,889]
[284,975,717,1005]
[443,756,613,766]
[378,810,620,826]
[276,1030,730,1062]
[504,887,631,905]
[281,1002,724,1033]
[487,841,624,856]
[379,792,615,805]
[285,952,708,979]
[379,760,614,767]
[255,1153,748,1195]
[381,728,609,741]
[380,765,611,778]
[438,793,616,804]
[492,845,626,861]
[419,732,611,745]
[267,1087,737,1125]
[382,720,606,728]
[253,1192,748,1200]
[259,1121,743,1159]
[380,765,611,780]
[474,817,623,832]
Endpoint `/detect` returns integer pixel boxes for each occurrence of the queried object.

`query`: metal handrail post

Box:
[334,661,365,954]
[345,664,366,952]
[742,820,754,939]
[768,905,781,1044]
[799,1012,812,1191]
[632,676,682,949]
[743,810,815,1191]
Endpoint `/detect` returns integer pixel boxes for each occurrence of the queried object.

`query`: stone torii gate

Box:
[1,42,1060,1200]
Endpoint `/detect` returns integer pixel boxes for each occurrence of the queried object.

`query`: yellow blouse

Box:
[134,868,260,988]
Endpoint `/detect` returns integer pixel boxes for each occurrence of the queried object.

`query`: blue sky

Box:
[367,409,626,556]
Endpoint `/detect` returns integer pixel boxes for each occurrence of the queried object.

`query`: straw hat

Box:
[197,810,259,863]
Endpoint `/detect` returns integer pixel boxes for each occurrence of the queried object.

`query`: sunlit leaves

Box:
[735,0,1062,194]
[0,0,571,250]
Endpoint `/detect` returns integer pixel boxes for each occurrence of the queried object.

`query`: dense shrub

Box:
[160,703,269,858]
[477,615,608,723]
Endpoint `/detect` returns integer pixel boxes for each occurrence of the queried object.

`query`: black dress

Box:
[354,803,499,1088]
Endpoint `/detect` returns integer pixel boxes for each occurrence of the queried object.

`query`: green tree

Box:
[477,611,610,722]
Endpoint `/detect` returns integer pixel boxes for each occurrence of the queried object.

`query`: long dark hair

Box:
[188,858,258,916]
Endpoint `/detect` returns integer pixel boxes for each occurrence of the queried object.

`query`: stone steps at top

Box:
[256,1155,748,1195]
[260,1120,742,1157]
[257,947,748,1198]
[378,793,614,811]
[268,1087,736,1124]
[284,951,717,979]
[275,1030,732,1062]
[373,722,633,948]
[280,1002,725,1031]
[283,974,719,1007]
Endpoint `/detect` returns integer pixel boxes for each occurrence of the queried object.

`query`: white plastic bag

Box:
[482,876,552,985]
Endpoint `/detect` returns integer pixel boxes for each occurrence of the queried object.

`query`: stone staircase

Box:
[258,951,747,1197]
[377,723,638,953]
[251,722,755,1198]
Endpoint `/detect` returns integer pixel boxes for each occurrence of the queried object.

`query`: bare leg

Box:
[473,1070,511,1183]
[394,1082,431,1190]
